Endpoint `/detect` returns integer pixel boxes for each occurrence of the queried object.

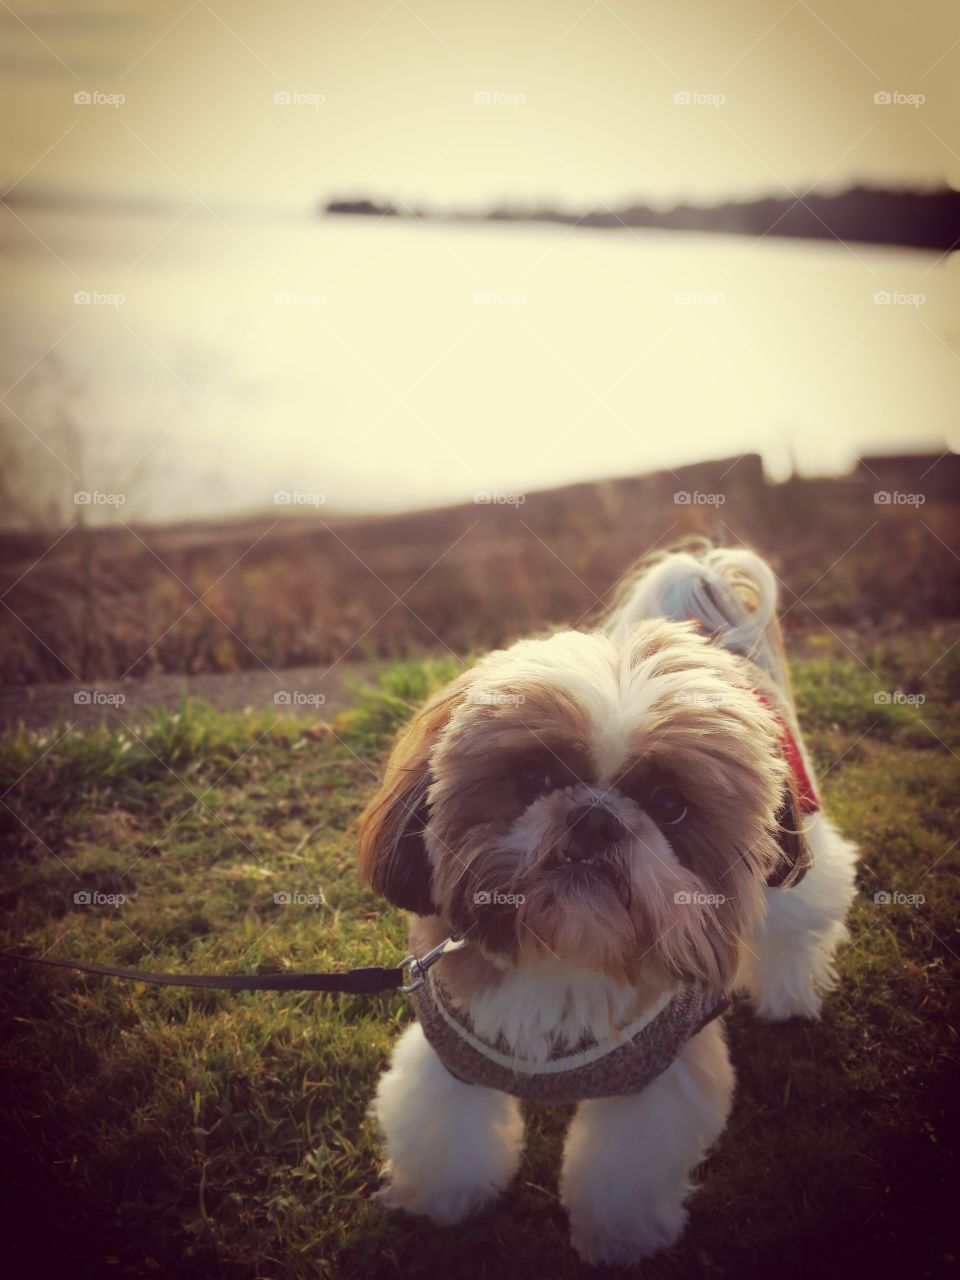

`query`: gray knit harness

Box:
[411,968,729,1104]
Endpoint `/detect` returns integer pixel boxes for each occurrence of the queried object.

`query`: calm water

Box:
[2,207,955,524]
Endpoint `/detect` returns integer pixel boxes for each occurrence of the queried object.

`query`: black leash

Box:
[0,936,465,996]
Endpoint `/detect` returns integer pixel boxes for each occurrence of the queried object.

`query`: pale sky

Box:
[4,0,959,212]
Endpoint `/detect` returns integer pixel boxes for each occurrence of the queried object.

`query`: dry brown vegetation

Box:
[1,453,958,686]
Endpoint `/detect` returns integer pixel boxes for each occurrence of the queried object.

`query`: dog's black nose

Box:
[565,804,624,859]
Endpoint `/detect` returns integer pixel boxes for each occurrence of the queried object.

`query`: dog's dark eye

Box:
[647,787,688,826]
[518,764,555,803]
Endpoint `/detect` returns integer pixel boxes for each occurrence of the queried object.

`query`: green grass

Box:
[1,638,958,1279]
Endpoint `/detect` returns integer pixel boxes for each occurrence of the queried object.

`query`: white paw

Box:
[369,1023,524,1228]
[750,983,823,1021]
[570,1200,688,1266]
[740,933,846,1021]
[374,1169,499,1226]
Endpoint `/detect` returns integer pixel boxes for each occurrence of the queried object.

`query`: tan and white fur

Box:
[358,543,858,1265]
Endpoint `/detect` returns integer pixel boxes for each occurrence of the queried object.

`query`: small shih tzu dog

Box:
[358,542,858,1265]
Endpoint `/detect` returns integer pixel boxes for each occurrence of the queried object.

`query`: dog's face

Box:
[359,619,791,990]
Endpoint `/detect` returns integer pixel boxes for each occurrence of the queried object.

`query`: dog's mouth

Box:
[556,841,596,865]
[560,855,611,875]
[540,840,628,894]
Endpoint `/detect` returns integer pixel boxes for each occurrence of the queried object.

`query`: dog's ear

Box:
[766,777,814,888]
[357,672,472,915]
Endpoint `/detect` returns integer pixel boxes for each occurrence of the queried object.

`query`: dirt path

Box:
[2,620,956,736]
[0,662,374,733]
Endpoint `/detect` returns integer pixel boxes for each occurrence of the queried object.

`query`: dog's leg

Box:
[560,1017,732,1267]
[739,818,858,1020]
[369,1022,524,1225]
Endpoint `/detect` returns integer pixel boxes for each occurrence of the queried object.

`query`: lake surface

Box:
[1,207,956,524]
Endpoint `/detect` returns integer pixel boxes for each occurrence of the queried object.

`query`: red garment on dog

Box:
[754,691,819,815]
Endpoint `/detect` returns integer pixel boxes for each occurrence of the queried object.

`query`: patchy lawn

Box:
[0,639,957,1279]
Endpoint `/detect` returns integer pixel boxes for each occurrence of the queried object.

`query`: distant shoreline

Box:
[5,186,957,252]
[324,186,960,251]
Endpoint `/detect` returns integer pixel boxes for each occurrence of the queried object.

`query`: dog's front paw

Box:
[569,1200,688,1266]
[750,983,823,1021]
[374,1169,498,1227]
[740,943,843,1021]
[369,1023,524,1228]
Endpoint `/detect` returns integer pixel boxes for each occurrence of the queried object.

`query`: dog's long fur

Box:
[359,542,858,1265]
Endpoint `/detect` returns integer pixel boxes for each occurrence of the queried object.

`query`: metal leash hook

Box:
[399,936,465,992]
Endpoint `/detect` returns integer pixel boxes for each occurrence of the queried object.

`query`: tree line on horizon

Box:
[324,185,960,250]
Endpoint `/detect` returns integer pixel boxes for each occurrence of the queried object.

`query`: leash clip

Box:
[399,935,465,992]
